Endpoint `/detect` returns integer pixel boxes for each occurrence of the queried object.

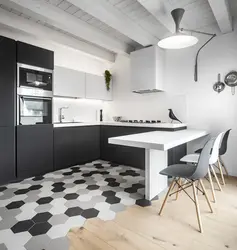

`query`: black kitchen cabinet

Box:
[100,125,187,170]
[0,127,15,185]
[17,125,54,179]
[17,41,54,70]
[0,36,16,127]
[54,126,100,170]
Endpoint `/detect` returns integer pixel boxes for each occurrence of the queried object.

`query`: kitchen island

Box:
[109,129,208,200]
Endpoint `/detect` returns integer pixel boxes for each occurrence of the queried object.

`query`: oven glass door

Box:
[19,96,52,125]
[19,67,53,91]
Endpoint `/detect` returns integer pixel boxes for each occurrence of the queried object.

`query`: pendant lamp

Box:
[158,8,198,49]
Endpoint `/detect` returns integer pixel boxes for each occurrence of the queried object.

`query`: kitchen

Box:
[0,0,237,250]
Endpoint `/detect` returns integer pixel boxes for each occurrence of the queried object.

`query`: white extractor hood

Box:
[130,45,165,94]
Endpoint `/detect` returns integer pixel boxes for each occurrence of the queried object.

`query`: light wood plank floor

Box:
[67,177,237,250]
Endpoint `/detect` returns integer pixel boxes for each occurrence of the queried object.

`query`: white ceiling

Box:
[0,0,236,61]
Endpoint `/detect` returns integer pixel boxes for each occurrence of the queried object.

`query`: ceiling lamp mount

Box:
[158,8,216,82]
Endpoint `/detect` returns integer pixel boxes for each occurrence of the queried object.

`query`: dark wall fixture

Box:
[213,74,225,93]
[224,71,237,95]
[179,29,216,82]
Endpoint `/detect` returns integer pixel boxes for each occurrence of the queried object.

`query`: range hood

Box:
[130,45,165,94]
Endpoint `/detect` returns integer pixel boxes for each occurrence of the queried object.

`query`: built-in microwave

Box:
[17,63,53,92]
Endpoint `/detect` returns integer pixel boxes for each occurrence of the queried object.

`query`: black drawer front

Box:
[17,125,54,178]
[54,126,100,170]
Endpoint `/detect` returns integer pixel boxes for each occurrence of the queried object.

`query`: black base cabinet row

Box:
[1,124,186,185]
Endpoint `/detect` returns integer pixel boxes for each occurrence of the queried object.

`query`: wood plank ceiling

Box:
[0,0,236,61]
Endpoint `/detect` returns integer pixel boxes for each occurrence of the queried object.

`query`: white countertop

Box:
[109,129,208,150]
[53,121,187,129]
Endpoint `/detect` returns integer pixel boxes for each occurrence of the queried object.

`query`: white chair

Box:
[180,132,225,203]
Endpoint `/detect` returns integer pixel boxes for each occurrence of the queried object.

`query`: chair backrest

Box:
[219,129,231,155]
[209,131,225,165]
[190,137,215,180]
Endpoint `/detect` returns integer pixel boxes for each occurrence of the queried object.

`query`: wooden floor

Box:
[67,176,237,250]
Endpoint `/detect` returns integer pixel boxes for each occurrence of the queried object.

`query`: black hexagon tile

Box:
[29,222,52,236]
[64,193,79,200]
[37,197,53,205]
[11,220,34,233]
[6,200,25,210]
[32,212,52,223]
[81,208,99,219]
[65,207,83,217]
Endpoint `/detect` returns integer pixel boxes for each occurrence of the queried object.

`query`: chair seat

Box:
[180,153,200,163]
[159,164,197,178]
[195,148,202,154]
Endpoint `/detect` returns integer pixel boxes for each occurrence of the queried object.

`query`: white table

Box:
[109,129,208,200]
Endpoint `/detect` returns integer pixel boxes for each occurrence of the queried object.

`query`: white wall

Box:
[104,23,237,176]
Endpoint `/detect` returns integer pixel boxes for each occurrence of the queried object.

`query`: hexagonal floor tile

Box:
[94,202,111,211]
[32,212,52,223]
[29,185,42,191]
[87,185,99,190]
[105,196,121,205]
[65,207,83,217]
[102,191,116,197]
[110,203,126,213]
[36,197,53,205]
[6,201,25,210]
[81,208,99,219]
[29,222,52,236]
[73,179,86,185]
[97,209,116,221]
[64,193,79,200]
[11,220,34,233]
[48,214,68,226]
[135,199,151,207]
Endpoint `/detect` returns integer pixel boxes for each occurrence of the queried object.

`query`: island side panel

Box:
[145,149,168,200]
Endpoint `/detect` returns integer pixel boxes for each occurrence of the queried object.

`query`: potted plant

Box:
[104,70,112,91]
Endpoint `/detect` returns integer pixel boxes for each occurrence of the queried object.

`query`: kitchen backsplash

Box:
[53,98,104,123]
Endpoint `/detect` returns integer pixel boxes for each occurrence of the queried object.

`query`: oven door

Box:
[18,96,52,125]
[18,63,53,91]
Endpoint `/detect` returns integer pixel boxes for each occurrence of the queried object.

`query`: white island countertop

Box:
[109,129,208,150]
[53,121,187,129]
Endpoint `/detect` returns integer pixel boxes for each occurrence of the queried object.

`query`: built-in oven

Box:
[17,63,53,125]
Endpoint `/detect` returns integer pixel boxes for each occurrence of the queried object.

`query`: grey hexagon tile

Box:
[64,200,82,208]
[34,204,53,213]
[48,236,69,250]
[48,214,68,226]
[24,234,51,250]
[110,203,126,213]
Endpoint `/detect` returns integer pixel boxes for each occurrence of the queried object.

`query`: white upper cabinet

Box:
[85,73,112,101]
[54,66,86,98]
[130,45,165,94]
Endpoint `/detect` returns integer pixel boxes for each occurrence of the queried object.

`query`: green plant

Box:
[104,70,112,91]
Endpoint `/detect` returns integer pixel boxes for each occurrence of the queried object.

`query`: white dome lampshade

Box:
[158,8,198,49]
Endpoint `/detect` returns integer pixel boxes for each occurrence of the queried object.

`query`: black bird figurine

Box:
[168,109,182,123]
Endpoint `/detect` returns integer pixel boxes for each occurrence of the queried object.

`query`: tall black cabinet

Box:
[0,36,16,185]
